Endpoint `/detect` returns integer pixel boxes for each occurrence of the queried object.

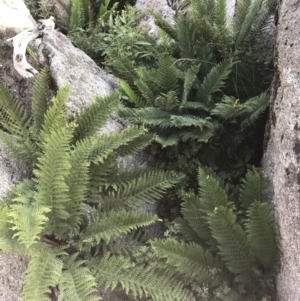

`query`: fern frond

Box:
[119,107,173,129]
[198,166,230,212]
[0,82,30,140]
[240,92,269,127]
[214,0,227,28]
[41,85,70,141]
[208,206,255,276]
[155,91,180,112]
[232,0,251,36]
[157,54,178,93]
[239,167,268,211]
[245,201,279,270]
[8,204,50,249]
[83,210,158,244]
[120,79,146,108]
[58,254,99,301]
[211,95,241,119]
[94,252,195,301]
[153,11,178,41]
[72,92,119,142]
[31,67,51,136]
[181,63,200,105]
[89,126,147,164]
[34,126,73,236]
[69,0,84,30]
[151,238,224,284]
[177,14,197,58]
[198,60,233,100]
[181,193,211,241]
[235,0,264,47]
[118,169,184,209]
[22,247,64,301]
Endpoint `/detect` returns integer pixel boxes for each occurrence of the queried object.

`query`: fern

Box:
[58,254,99,301]
[21,247,64,301]
[93,252,195,301]
[245,201,279,269]
[31,67,51,136]
[69,0,84,30]
[198,60,233,100]
[8,204,50,249]
[151,238,224,284]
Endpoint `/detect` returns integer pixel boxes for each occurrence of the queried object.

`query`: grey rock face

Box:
[37,31,119,114]
[263,0,300,300]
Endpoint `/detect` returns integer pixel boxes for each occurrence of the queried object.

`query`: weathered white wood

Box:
[6,17,55,78]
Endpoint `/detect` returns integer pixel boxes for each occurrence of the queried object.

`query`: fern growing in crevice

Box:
[0,74,192,301]
[151,166,279,300]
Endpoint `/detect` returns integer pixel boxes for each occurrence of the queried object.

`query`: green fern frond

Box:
[245,201,279,269]
[240,92,269,127]
[118,169,184,209]
[69,0,84,30]
[151,238,224,284]
[179,127,216,143]
[211,95,241,119]
[83,210,158,244]
[235,0,264,47]
[89,126,147,164]
[0,82,30,140]
[134,77,156,105]
[171,115,213,129]
[239,167,268,211]
[8,204,50,249]
[214,0,227,28]
[41,85,70,140]
[197,166,230,212]
[232,0,251,36]
[22,247,64,301]
[208,206,255,276]
[72,92,119,142]
[181,63,200,105]
[198,60,233,100]
[153,11,178,41]
[58,254,99,301]
[157,54,178,93]
[155,133,180,147]
[34,126,73,236]
[155,91,180,112]
[181,192,211,241]
[177,14,197,58]
[31,67,51,135]
[120,79,146,108]
[119,107,173,129]
[94,252,195,301]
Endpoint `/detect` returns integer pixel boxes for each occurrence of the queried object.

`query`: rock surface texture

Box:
[263,0,300,300]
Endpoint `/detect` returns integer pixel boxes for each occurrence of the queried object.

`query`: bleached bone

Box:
[6,17,55,78]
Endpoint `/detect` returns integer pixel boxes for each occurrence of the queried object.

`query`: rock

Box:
[262,0,300,300]
[37,31,119,114]
[0,0,35,33]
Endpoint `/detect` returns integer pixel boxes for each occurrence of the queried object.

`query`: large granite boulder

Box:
[263,0,300,300]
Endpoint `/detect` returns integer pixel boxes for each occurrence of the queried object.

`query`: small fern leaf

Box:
[208,206,255,276]
[58,254,99,301]
[94,253,195,301]
[153,11,178,41]
[8,204,50,249]
[0,82,30,140]
[72,92,119,142]
[157,54,178,93]
[198,60,233,100]
[120,79,146,108]
[69,0,84,30]
[239,167,268,211]
[245,201,279,269]
[83,210,158,244]
[181,63,200,105]
[31,67,51,135]
[22,247,64,301]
